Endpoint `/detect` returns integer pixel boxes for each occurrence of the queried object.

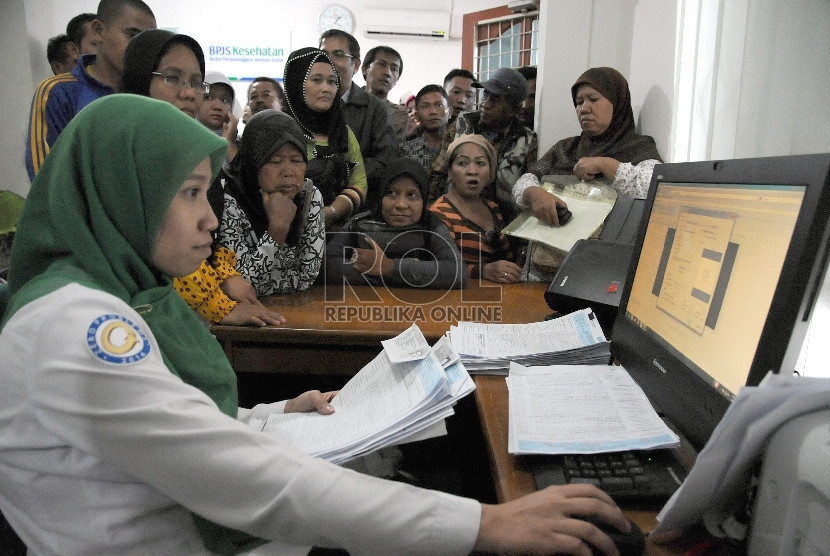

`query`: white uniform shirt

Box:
[0,284,480,555]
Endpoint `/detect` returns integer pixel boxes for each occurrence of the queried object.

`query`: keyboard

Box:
[531,449,687,503]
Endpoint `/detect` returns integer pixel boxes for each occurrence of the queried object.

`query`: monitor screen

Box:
[612,153,830,452]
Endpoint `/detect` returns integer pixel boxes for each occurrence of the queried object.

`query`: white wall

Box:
[535,0,677,159]
[2,0,39,197]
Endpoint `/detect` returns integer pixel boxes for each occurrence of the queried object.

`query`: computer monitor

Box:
[611,153,830,452]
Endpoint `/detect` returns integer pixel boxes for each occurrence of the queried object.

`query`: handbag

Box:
[351,218,430,260]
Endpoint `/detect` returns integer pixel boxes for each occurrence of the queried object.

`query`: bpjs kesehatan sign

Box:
[205,45,286,78]
[170,25,290,83]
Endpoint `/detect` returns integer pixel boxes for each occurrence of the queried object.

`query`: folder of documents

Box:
[446,308,611,374]
[249,325,475,464]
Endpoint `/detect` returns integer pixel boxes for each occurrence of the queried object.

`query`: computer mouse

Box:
[586,518,646,556]
[557,204,573,225]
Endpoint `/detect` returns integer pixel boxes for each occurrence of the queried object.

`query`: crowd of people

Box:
[3,0,666,553]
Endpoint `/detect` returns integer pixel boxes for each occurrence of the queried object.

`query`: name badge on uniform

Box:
[87,314,151,364]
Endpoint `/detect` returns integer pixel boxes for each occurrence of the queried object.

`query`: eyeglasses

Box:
[151,72,210,94]
[328,49,355,60]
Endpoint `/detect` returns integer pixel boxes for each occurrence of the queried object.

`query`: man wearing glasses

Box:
[25,0,157,181]
[319,30,397,210]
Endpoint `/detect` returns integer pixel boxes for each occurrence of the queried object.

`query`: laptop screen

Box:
[612,153,830,451]
[624,182,804,399]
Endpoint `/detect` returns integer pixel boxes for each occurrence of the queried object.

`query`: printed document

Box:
[251,327,474,463]
[447,308,611,373]
[507,363,679,454]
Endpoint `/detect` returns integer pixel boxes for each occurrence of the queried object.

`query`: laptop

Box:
[533,153,830,505]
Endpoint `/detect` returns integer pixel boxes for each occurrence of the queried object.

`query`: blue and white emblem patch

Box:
[87,314,151,364]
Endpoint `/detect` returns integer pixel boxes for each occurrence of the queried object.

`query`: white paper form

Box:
[431,336,475,398]
[448,308,607,359]
[506,363,679,454]
[381,322,431,362]
[431,335,460,367]
[252,326,477,463]
[255,349,446,462]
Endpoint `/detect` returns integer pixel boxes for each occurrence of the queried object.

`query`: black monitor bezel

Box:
[611,153,830,452]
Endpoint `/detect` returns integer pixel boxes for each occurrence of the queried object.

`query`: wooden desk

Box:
[212,281,552,376]
[473,374,661,533]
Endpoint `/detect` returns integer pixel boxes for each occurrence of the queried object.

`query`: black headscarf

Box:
[120,29,205,96]
[282,48,355,205]
[282,47,347,146]
[532,67,662,177]
[225,109,310,241]
[373,157,432,227]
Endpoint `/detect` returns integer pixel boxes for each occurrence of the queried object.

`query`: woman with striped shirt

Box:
[429,135,522,284]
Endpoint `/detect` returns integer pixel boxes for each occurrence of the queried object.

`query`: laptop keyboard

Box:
[531,449,687,502]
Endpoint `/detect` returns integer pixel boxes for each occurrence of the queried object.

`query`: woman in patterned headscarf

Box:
[219,109,325,296]
[513,67,663,225]
[282,47,367,229]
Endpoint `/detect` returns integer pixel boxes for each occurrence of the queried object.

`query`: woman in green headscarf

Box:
[0,95,628,556]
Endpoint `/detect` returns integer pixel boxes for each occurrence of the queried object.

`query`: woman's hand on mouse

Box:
[474,483,629,555]
[524,186,568,226]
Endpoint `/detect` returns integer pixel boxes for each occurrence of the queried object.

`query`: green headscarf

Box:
[3,95,265,554]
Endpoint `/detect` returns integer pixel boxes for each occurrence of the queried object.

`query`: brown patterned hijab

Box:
[532,67,662,177]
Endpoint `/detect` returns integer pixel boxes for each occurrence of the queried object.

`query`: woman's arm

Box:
[611,159,659,199]
[573,157,659,199]
[343,128,368,213]
[173,259,238,323]
[394,223,467,290]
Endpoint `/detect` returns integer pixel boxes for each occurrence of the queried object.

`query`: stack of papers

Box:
[507,363,679,455]
[446,308,611,374]
[250,325,475,464]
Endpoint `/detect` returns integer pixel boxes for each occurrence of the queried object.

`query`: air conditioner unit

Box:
[363,9,451,40]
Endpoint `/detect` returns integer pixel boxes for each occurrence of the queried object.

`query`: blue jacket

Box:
[26,55,114,181]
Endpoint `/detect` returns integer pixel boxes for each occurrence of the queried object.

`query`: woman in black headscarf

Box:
[513,67,663,224]
[218,110,325,296]
[282,47,367,228]
[325,157,466,289]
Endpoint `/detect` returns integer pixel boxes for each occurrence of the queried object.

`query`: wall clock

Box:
[318,4,355,34]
